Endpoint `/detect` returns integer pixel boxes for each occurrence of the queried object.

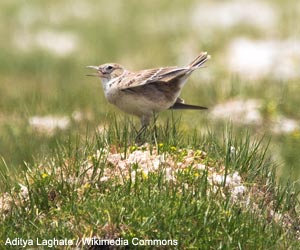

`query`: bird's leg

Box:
[135,125,147,142]
[152,112,158,140]
[135,115,150,144]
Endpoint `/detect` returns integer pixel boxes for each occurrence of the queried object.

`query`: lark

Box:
[87,52,210,138]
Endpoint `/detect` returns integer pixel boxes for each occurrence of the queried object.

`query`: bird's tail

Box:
[188,52,211,68]
[169,102,207,110]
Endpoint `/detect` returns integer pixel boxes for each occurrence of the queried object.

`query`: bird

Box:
[86,52,210,140]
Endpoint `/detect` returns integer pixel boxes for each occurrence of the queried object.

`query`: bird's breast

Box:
[105,88,174,117]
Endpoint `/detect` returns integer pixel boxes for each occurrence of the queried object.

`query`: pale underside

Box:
[104,67,192,125]
[95,52,210,127]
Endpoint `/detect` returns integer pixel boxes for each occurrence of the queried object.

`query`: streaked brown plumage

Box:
[87,52,210,138]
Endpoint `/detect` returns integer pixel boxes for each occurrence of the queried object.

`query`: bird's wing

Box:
[118,66,191,89]
[118,52,210,89]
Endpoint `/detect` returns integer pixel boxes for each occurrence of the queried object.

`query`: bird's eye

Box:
[107,65,113,70]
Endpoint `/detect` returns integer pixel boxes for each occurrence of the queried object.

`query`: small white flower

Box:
[152,158,160,169]
[231,172,242,185]
[231,185,246,196]
[230,146,236,155]
[165,168,176,181]
[130,171,136,181]
[19,184,29,201]
[211,173,224,185]
[100,176,109,182]
[196,163,206,170]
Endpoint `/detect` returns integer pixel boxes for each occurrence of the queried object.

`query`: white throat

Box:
[100,70,127,95]
[100,77,111,93]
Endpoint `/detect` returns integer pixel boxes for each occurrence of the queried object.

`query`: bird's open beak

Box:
[86,65,99,70]
[86,65,100,77]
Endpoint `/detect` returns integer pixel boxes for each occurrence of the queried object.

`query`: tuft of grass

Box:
[0,122,299,249]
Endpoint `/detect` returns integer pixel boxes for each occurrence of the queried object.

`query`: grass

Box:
[1,122,299,249]
[1,0,300,249]
[1,20,300,176]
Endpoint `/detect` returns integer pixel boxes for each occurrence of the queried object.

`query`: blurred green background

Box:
[0,0,300,185]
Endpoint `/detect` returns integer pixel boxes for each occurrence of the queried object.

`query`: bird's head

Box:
[86,63,125,85]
